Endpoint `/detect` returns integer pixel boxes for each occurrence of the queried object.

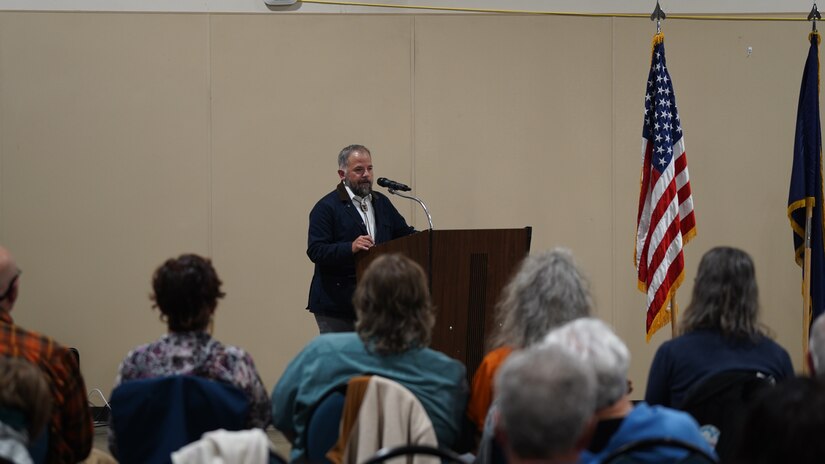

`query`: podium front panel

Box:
[429,228,531,380]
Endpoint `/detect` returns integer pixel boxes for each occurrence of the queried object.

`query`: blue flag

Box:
[788,32,825,324]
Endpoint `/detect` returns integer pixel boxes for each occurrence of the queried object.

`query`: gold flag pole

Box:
[671,293,678,337]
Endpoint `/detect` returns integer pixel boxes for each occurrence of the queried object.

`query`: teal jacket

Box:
[272,333,467,461]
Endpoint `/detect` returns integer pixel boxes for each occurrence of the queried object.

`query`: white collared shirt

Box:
[344,185,376,238]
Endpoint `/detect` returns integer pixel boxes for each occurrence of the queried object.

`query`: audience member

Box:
[468,248,592,433]
[112,254,270,442]
[645,246,793,408]
[272,253,467,461]
[0,245,93,463]
[0,356,53,464]
[494,344,597,464]
[543,318,715,463]
[731,376,825,464]
[807,312,825,378]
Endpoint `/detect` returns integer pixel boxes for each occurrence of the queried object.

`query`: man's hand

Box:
[351,235,375,253]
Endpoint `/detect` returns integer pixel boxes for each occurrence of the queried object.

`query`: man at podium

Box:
[306,144,414,333]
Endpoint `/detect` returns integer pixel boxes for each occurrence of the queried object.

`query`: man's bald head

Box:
[0,246,20,312]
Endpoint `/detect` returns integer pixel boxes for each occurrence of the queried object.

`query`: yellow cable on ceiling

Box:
[300,0,809,21]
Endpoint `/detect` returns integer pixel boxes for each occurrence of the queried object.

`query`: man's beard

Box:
[346,179,372,198]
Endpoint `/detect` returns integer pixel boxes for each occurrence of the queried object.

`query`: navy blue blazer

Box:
[306,182,415,318]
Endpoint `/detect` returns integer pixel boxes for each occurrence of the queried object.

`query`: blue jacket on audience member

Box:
[580,402,717,463]
[645,329,793,409]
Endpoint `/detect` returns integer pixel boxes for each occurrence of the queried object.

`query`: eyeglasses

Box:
[0,270,21,301]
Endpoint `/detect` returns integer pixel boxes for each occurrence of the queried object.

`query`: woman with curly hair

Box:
[113,254,270,428]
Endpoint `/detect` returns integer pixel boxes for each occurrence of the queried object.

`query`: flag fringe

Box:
[789,197,815,266]
[646,308,671,343]
[652,31,664,49]
[682,225,697,247]
[645,266,686,342]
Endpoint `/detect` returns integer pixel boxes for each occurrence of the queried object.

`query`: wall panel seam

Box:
[610,16,616,325]
[410,15,416,223]
[208,13,214,256]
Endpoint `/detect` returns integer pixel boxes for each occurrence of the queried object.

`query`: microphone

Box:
[379,178,434,230]
[377,177,412,192]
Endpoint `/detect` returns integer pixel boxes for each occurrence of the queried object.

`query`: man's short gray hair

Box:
[337,144,371,171]
[492,248,592,349]
[543,317,630,410]
[495,344,597,460]
[810,313,825,378]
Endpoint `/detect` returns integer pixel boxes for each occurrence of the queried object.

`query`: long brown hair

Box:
[681,246,763,340]
[354,254,435,355]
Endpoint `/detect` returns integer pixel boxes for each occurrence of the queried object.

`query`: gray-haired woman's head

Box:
[543,318,630,410]
[492,248,592,349]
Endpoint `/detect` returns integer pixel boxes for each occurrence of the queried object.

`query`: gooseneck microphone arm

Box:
[387,189,433,231]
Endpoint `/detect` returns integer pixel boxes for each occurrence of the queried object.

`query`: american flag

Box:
[635,33,696,341]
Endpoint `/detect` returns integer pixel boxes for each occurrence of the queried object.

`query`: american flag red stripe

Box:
[635,33,696,341]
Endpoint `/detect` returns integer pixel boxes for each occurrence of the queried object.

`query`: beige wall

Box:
[0,12,808,400]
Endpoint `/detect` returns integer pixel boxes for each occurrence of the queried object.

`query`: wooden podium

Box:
[356,228,532,380]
